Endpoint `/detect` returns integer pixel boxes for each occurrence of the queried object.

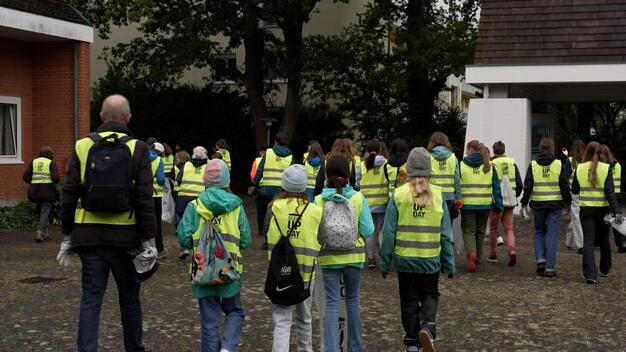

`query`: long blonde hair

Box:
[409,177,433,207]
[583,141,601,188]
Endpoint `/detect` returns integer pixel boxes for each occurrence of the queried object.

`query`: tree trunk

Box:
[280,21,304,145]
[243,23,269,151]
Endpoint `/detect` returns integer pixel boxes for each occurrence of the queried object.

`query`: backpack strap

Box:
[272,202,310,238]
[384,163,390,183]
[88,132,103,142]
[118,135,133,143]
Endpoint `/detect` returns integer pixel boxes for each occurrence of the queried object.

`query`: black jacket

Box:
[572,164,622,215]
[61,122,156,248]
[521,153,571,209]
[23,158,60,202]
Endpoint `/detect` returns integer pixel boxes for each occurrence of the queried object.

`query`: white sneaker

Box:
[497,236,504,246]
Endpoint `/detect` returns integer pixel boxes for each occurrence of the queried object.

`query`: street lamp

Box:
[262,118,277,146]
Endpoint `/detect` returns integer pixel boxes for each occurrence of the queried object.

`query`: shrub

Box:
[0,201,37,229]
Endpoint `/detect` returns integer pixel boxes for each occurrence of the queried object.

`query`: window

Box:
[0,96,22,164]
[212,53,237,84]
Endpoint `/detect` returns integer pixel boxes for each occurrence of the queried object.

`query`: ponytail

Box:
[364,139,380,171]
[583,141,601,188]
[409,177,433,207]
[480,144,491,173]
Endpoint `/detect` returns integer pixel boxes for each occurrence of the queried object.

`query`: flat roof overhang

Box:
[0,6,93,43]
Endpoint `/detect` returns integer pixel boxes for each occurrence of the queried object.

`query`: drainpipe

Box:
[73,42,79,142]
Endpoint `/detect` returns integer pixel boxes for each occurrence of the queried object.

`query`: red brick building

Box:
[0,0,92,205]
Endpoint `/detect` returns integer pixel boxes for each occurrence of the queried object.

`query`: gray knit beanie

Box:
[281,164,308,193]
[406,147,432,178]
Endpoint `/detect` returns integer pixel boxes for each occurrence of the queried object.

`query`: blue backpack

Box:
[82,133,134,213]
[191,214,240,286]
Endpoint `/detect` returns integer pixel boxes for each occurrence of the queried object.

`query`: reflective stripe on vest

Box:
[315,193,366,266]
[613,162,622,194]
[151,156,163,198]
[266,198,323,283]
[218,149,231,169]
[492,156,516,189]
[179,162,206,197]
[386,164,407,197]
[31,157,52,184]
[162,155,174,174]
[460,162,493,206]
[305,162,321,189]
[191,201,244,273]
[173,166,181,191]
[531,160,562,202]
[74,131,138,225]
[393,183,443,258]
[360,161,389,207]
[430,154,457,194]
[260,149,293,187]
[577,161,610,207]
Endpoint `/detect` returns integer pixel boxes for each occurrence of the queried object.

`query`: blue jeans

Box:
[199,295,245,352]
[533,208,562,271]
[322,267,362,352]
[77,247,143,352]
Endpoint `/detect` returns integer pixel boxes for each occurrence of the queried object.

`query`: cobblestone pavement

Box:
[1,200,626,351]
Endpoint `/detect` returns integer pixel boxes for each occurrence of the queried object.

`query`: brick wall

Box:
[0,37,91,203]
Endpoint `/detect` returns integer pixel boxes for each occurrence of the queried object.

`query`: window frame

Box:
[0,96,23,165]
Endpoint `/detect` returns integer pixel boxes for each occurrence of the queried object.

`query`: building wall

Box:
[0,37,90,203]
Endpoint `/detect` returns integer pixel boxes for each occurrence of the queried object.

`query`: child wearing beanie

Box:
[177,159,251,352]
[380,147,455,352]
[264,164,323,352]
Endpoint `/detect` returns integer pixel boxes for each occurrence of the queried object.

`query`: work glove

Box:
[56,235,73,267]
[521,206,531,221]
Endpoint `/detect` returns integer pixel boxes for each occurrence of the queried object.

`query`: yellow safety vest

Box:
[266,198,322,283]
[173,166,181,192]
[360,161,389,207]
[531,160,562,202]
[430,154,457,194]
[394,183,443,258]
[179,162,206,197]
[315,193,367,266]
[305,161,321,189]
[385,164,407,197]
[74,131,138,225]
[492,156,517,189]
[460,162,493,206]
[568,157,575,187]
[162,155,174,175]
[151,156,163,198]
[260,149,293,187]
[613,162,622,194]
[218,149,232,169]
[577,161,610,207]
[191,200,244,273]
[31,157,52,184]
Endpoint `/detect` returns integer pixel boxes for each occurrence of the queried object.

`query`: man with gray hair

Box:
[59,94,156,351]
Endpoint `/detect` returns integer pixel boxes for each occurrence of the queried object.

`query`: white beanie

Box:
[192,146,208,160]
[281,165,308,193]
[153,142,165,153]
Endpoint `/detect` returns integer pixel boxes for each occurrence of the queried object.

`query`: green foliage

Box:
[0,201,36,229]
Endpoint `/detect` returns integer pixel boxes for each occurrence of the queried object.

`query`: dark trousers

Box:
[154,197,163,252]
[35,200,53,232]
[581,207,612,280]
[258,194,272,240]
[77,247,143,352]
[398,272,439,347]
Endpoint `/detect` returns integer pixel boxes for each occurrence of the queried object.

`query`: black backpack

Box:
[265,203,314,306]
[81,133,134,213]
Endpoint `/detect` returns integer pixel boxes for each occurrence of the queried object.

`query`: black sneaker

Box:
[543,270,556,278]
[577,248,584,254]
[599,271,610,278]
[536,262,546,275]
[585,278,596,284]
[367,258,377,269]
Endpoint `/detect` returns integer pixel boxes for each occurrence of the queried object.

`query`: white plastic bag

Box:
[501,176,518,208]
[161,180,176,224]
[604,214,626,235]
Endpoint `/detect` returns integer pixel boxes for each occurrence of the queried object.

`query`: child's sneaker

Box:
[585,278,596,284]
[486,254,498,263]
[35,231,45,243]
[367,258,377,269]
[536,262,546,275]
[508,251,517,267]
[405,345,420,352]
[418,329,436,352]
[543,270,556,278]
[467,252,477,273]
[179,249,190,260]
[497,236,504,246]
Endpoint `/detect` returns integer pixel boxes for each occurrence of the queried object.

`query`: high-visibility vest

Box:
[360,161,389,207]
[385,164,407,197]
[173,166,181,192]
[577,161,610,207]
[492,156,517,189]
[74,131,138,225]
[430,154,457,194]
[460,162,493,206]
[568,157,575,186]
[218,149,232,169]
[266,198,322,283]
[31,157,52,184]
[613,162,622,194]
[179,162,206,197]
[162,154,174,175]
[260,149,292,187]
[531,160,562,202]
[393,183,443,258]
[191,200,244,273]
[315,193,366,266]
[305,161,321,189]
[250,157,262,182]
[151,156,163,198]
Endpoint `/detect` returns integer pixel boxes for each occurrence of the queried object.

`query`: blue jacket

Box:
[380,194,456,275]
[253,144,293,198]
[462,153,504,212]
[150,150,165,186]
[431,146,461,201]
